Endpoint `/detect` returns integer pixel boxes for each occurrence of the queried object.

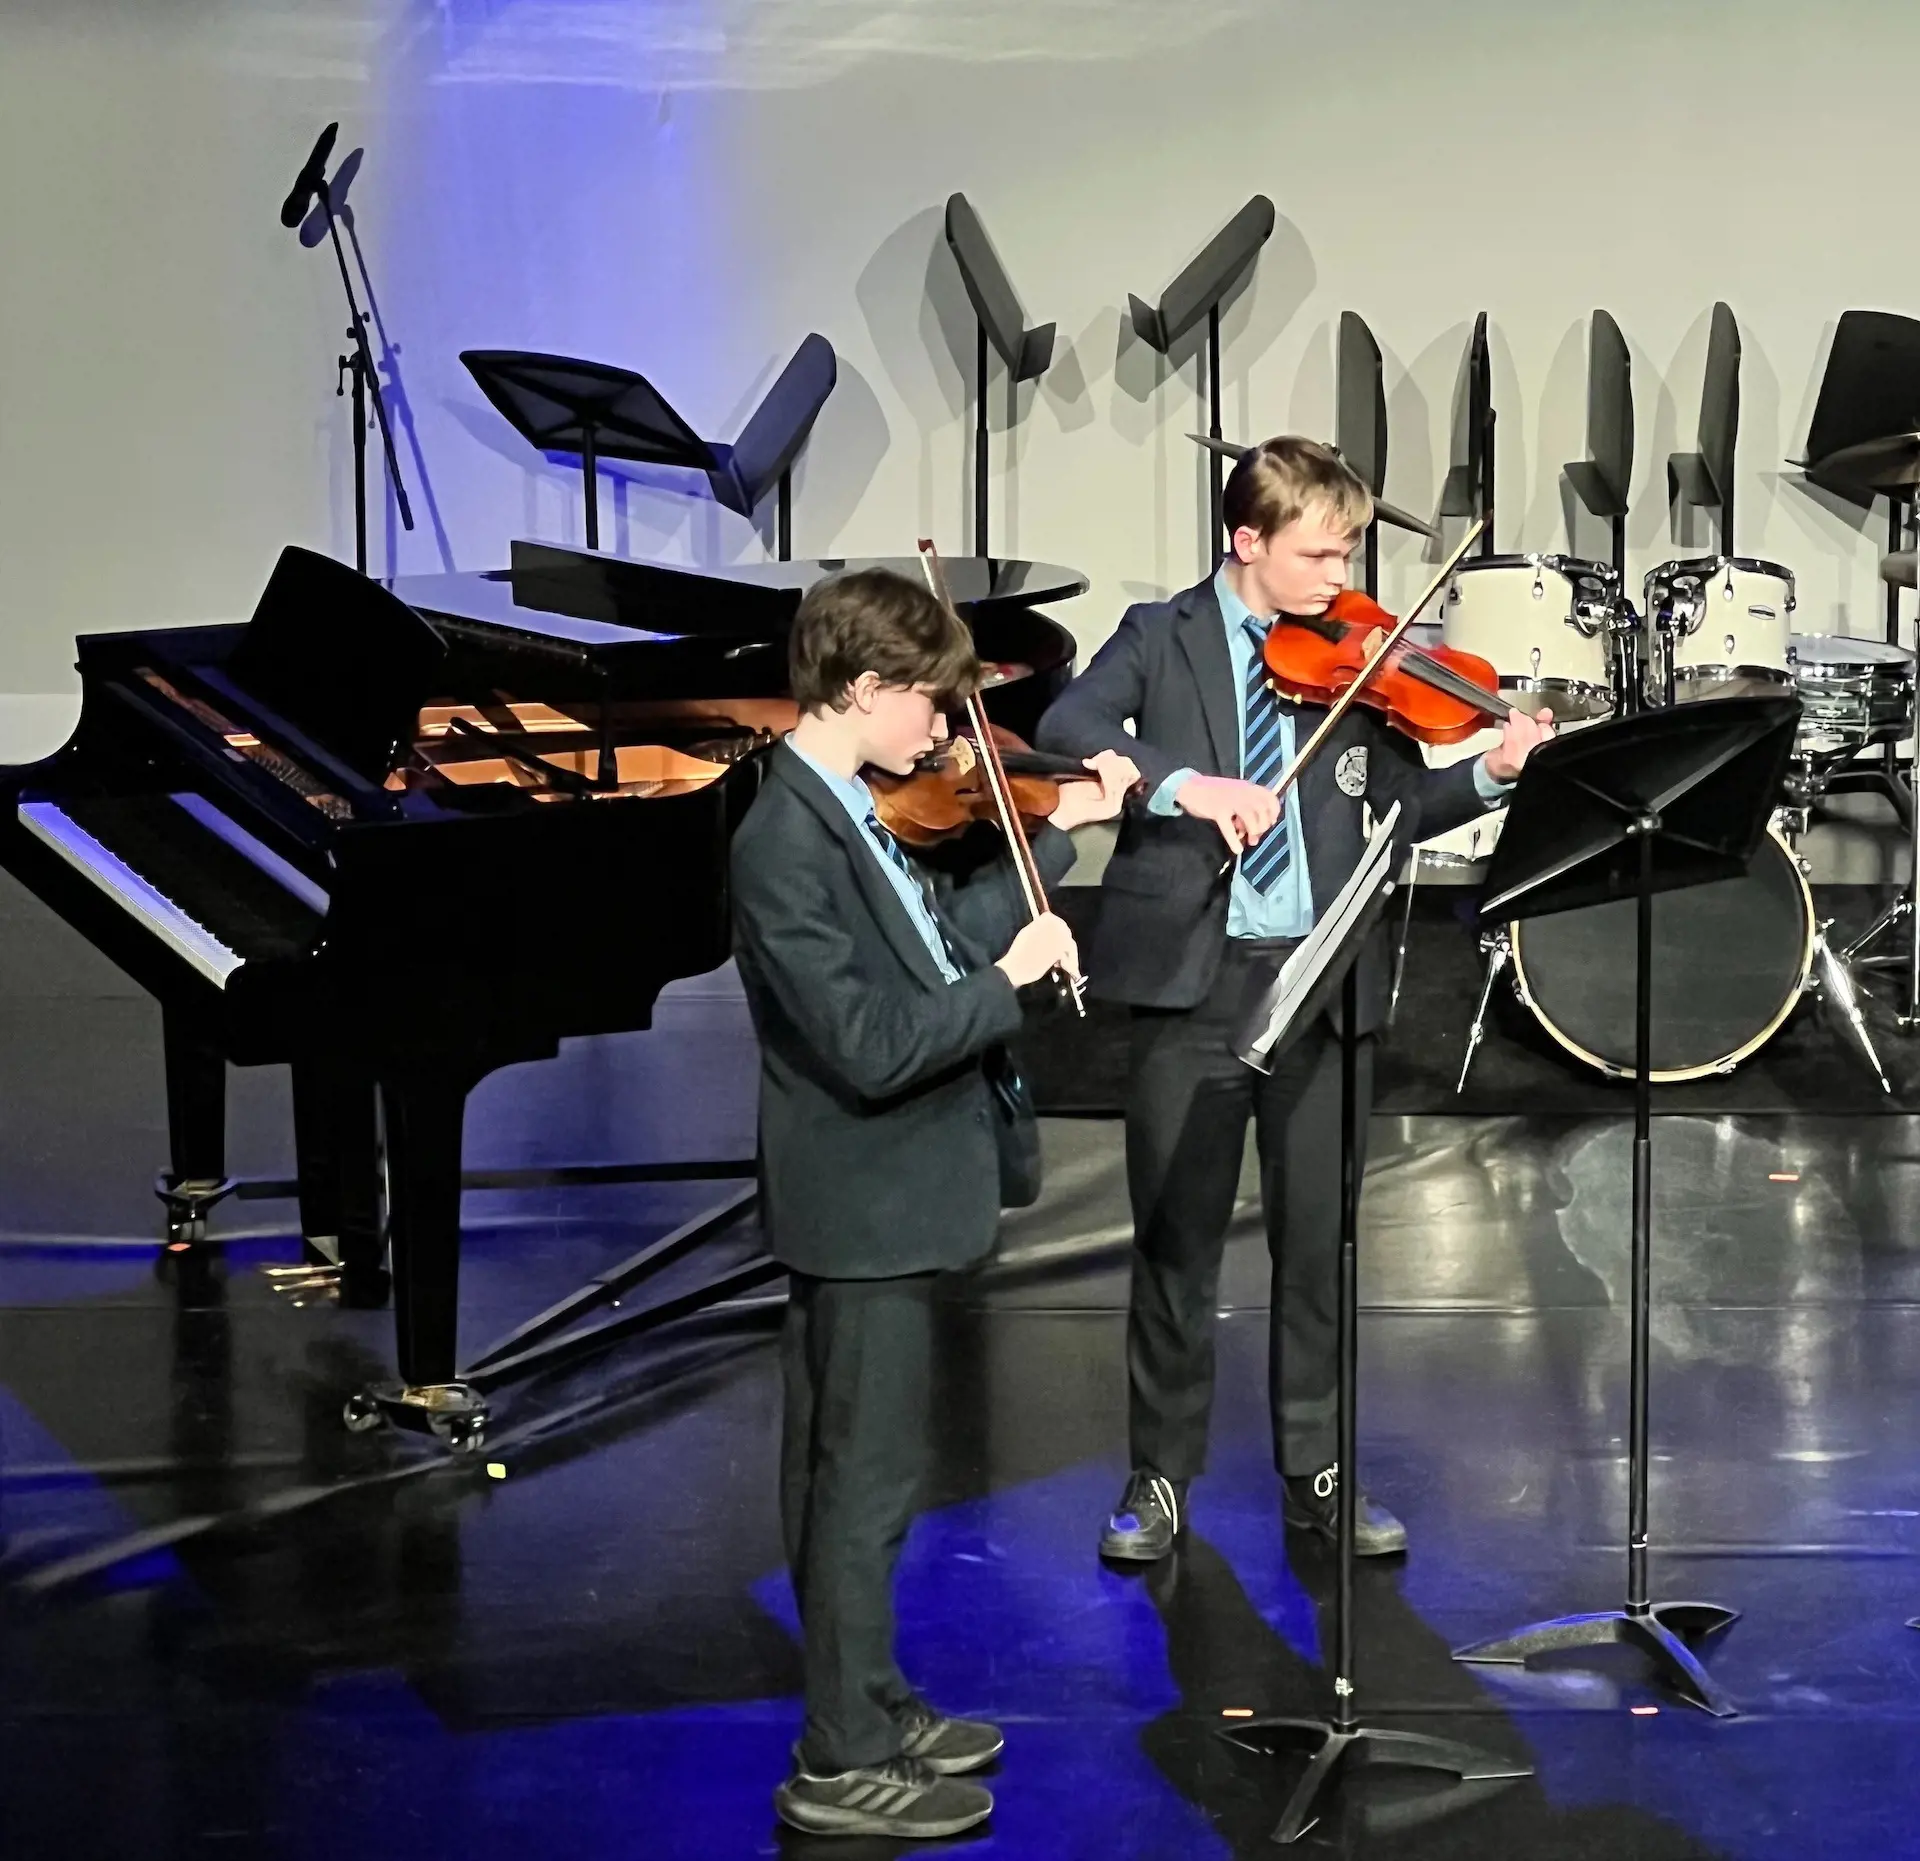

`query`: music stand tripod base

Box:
[1454,1602,1740,1719]
[1447,694,1797,1723]
[1222,1717,1532,1845]
[1222,960,1527,1845]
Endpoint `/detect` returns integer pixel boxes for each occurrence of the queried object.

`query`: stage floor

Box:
[6,863,1920,1858]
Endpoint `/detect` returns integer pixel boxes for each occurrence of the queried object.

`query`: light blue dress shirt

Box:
[1147,567,1510,940]
[785,738,963,983]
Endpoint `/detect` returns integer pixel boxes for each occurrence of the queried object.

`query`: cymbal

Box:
[1804,430,1920,490]
[1883,549,1916,589]
[1184,434,1439,538]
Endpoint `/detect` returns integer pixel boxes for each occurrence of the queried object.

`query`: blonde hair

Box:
[1222,435,1373,542]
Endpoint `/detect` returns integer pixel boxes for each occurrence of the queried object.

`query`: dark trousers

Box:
[781,1269,936,1773]
[1125,940,1374,1482]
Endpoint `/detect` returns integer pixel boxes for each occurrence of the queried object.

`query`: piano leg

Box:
[291,1061,391,1309]
[346,1067,487,1452]
[154,1007,237,1290]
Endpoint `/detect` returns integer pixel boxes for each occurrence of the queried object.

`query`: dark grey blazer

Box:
[1035,574,1495,1022]
[730,741,1076,1279]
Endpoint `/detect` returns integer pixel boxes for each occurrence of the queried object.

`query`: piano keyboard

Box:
[20,800,243,988]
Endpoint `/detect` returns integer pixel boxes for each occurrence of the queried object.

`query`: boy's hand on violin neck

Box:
[1484,707,1556,783]
[996,912,1080,990]
[1048,750,1140,832]
[1174,774,1282,853]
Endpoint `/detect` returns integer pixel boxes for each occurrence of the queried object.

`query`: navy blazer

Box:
[730,741,1076,1278]
[1035,574,1494,1021]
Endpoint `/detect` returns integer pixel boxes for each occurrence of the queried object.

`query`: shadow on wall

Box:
[857,207,970,540]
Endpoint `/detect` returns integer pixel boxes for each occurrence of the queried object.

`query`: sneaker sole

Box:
[916,1734,1005,1776]
[773,1789,993,1839]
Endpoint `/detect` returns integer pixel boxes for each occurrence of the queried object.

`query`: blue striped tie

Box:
[1238,617,1293,894]
[864,811,962,972]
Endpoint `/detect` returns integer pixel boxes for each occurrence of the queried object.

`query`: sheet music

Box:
[1238,801,1401,1073]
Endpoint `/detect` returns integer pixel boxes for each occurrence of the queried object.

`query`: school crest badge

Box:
[1335,746,1368,798]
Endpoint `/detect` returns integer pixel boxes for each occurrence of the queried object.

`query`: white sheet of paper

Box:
[1240,800,1402,1070]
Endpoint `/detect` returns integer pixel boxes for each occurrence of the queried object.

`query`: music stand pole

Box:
[976,322,991,557]
[315,180,412,574]
[1225,961,1528,1844]
[1482,406,1497,555]
[581,422,600,551]
[1450,700,1802,1715]
[1208,304,1225,551]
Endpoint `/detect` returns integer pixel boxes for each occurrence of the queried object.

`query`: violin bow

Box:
[1261,516,1487,809]
[917,540,1087,1018]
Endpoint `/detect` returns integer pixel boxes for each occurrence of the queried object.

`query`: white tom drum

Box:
[1441,554,1618,720]
[1644,557,1794,701]
[1788,634,1916,755]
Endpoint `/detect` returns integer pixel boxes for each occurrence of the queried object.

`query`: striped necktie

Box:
[863,811,962,973]
[1238,617,1293,893]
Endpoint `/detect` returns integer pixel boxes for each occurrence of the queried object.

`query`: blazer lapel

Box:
[769,744,951,990]
[1174,577,1240,776]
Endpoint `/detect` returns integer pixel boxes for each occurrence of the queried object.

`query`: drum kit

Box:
[1400,550,1917,1091]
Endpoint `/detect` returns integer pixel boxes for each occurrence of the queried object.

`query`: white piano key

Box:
[18,800,242,989]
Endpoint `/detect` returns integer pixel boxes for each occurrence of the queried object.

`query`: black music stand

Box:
[1439,312,1496,554]
[945,194,1055,557]
[1225,906,1530,1843]
[462,337,837,559]
[1452,694,1799,1718]
[1564,309,1634,582]
[1668,302,1741,552]
[1126,196,1275,553]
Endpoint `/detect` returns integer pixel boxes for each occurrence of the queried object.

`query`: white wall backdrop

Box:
[3,0,1918,758]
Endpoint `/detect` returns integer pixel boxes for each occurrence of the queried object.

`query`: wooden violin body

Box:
[1261,588,1514,746]
[868,724,1092,847]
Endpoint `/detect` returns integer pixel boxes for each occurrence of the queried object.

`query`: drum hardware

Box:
[1456,927,1512,1092]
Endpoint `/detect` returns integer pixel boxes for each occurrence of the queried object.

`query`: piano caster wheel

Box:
[438,1415,486,1456]
[343,1380,488,1450]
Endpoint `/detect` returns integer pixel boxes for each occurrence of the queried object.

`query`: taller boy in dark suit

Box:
[731,566,1135,1840]
[1036,437,1551,1563]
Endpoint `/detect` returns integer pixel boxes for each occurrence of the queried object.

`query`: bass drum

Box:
[1510,827,1812,1081]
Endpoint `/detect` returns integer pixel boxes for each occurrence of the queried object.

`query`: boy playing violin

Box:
[730,565,1135,1839]
[1036,437,1551,1564]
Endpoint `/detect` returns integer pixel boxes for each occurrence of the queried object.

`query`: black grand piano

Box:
[0,541,1083,1448]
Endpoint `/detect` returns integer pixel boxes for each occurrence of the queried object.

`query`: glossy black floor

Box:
[8,858,1920,1859]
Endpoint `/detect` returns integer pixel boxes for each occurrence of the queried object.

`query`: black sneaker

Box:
[896,1698,1004,1774]
[774,1755,992,1839]
[1099,1469,1186,1562]
[1282,1464,1408,1556]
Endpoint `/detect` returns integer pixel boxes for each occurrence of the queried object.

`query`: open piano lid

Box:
[500,541,1089,639]
[227,546,448,784]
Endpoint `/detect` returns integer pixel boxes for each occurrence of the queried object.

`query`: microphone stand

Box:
[311,175,412,574]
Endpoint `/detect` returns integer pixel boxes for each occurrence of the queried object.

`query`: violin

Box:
[1262,587,1538,746]
[915,539,1087,1016]
[869,724,1095,847]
